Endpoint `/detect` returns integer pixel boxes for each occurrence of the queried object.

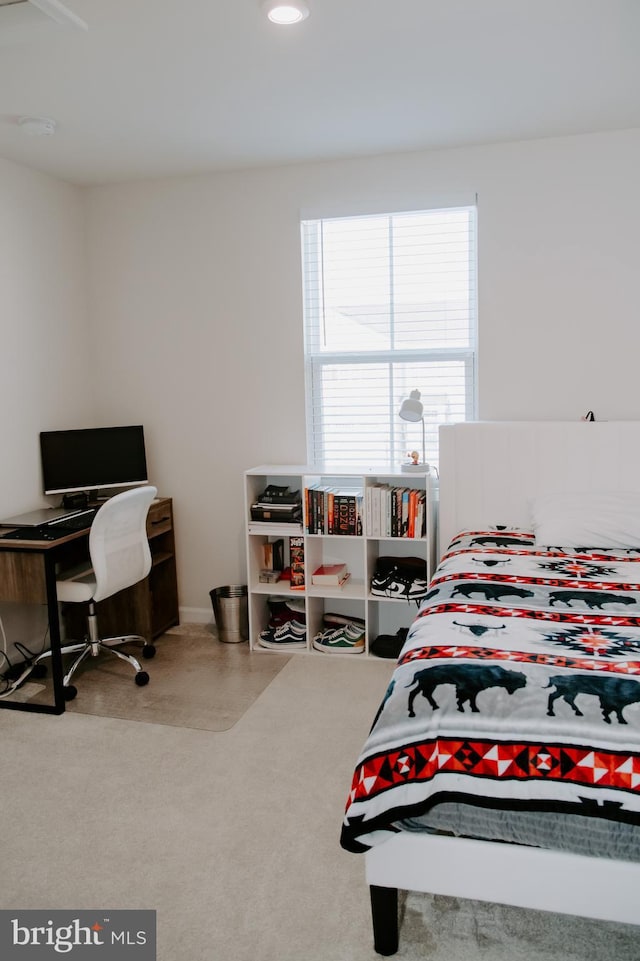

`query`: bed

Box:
[341,422,640,955]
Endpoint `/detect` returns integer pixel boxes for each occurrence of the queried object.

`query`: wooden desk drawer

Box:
[147,498,173,539]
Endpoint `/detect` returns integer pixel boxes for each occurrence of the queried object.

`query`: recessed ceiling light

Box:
[18,115,57,136]
[262,1,309,26]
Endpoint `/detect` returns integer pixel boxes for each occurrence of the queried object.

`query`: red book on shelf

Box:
[311,562,349,585]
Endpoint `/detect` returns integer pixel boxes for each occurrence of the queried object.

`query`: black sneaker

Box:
[257,621,307,650]
[370,567,429,601]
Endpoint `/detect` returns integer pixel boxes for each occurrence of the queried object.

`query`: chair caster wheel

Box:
[142,644,156,659]
[63,685,77,701]
[135,671,150,687]
[31,664,47,679]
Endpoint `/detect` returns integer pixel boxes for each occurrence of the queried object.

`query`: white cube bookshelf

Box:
[244,465,438,657]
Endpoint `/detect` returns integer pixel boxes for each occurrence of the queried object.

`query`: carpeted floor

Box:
[1,642,640,960]
[400,890,640,960]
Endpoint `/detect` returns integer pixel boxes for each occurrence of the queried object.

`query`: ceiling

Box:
[1,0,639,186]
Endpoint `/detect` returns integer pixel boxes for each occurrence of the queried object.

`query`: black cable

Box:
[0,620,50,693]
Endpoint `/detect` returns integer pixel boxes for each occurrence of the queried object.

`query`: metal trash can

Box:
[210,585,249,643]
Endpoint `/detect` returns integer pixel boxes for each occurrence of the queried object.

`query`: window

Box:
[301,205,477,471]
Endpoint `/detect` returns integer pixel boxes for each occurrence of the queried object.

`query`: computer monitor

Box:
[39,425,148,496]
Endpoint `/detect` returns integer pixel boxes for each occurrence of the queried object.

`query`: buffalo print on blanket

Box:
[452,582,534,602]
[548,589,636,609]
[406,664,527,716]
[471,557,513,567]
[341,529,640,855]
[546,674,640,724]
[452,621,507,637]
[469,535,534,548]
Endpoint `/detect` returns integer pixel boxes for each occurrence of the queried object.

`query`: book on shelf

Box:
[304,485,362,535]
[366,483,426,538]
[311,562,349,586]
[315,571,350,588]
[248,521,303,535]
[289,536,305,590]
[272,538,284,570]
[305,484,336,534]
[262,538,285,572]
[332,488,362,536]
[256,485,302,505]
[251,503,302,523]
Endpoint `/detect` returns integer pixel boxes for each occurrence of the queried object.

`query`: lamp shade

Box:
[398,389,424,423]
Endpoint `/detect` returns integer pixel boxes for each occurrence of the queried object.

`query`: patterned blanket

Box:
[341,529,640,853]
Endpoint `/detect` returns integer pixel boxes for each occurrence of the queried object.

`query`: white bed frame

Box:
[365,421,640,955]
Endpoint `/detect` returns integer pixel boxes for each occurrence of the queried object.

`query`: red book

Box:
[311,562,349,585]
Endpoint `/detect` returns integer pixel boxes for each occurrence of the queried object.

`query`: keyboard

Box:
[0,526,63,541]
[0,509,97,541]
[47,508,97,531]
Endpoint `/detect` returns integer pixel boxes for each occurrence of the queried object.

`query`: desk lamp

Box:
[399,390,429,472]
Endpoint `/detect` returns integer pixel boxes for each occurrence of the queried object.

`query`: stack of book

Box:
[311,562,350,588]
[305,485,363,535]
[366,484,426,538]
[250,485,302,526]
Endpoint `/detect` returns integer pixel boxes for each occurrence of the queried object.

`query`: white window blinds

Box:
[301,205,477,471]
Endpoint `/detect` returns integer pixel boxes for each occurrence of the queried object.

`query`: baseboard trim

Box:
[179,606,213,625]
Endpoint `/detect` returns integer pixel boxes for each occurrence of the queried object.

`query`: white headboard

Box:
[439,421,640,557]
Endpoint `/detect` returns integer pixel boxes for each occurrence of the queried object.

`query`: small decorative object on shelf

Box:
[398,390,430,473]
[259,569,281,584]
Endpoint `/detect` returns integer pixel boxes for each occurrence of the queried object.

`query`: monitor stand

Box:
[62,492,89,510]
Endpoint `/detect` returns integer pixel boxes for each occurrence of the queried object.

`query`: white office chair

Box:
[37,485,158,702]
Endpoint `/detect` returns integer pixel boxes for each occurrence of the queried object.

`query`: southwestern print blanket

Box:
[341,529,640,853]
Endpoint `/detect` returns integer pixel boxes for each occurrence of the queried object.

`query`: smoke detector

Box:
[18,116,57,136]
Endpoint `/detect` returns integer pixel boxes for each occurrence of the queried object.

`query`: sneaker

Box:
[258,620,307,650]
[267,597,306,628]
[370,567,429,602]
[312,623,365,654]
[323,612,366,630]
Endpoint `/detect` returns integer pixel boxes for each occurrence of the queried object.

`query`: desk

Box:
[0,496,179,715]
[0,526,91,714]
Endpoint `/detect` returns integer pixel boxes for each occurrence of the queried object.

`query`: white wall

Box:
[0,157,93,519]
[83,127,640,617]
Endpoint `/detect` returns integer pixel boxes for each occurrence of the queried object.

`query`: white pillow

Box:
[531,491,640,548]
